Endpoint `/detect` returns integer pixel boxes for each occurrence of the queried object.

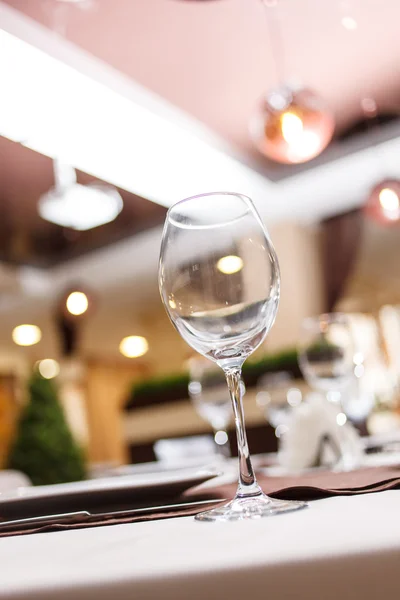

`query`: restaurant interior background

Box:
[0,0,400,483]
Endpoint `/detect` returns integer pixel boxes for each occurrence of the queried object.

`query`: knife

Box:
[0,498,226,532]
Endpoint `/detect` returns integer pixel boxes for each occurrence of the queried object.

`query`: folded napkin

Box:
[278,394,364,471]
[189,465,400,503]
[1,465,400,537]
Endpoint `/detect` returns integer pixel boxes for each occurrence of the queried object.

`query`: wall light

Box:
[119,336,149,358]
[12,324,42,346]
[66,291,89,316]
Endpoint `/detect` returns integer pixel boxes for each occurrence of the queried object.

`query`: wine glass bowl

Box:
[159,193,280,369]
[298,313,355,394]
[159,192,306,521]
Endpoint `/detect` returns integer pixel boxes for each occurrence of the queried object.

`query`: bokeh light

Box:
[38,359,60,379]
[66,291,89,316]
[214,430,229,446]
[12,324,42,347]
[217,255,244,275]
[365,180,400,224]
[119,336,149,358]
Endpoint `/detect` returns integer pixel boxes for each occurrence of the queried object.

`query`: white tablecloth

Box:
[0,490,399,600]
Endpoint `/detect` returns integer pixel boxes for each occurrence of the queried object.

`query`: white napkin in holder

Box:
[278,393,364,472]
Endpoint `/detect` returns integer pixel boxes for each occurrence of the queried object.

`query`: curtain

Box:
[321,208,363,311]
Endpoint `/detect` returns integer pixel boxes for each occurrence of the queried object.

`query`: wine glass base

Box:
[194,493,307,522]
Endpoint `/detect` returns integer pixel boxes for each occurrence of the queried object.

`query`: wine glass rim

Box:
[165,192,256,230]
[167,191,253,212]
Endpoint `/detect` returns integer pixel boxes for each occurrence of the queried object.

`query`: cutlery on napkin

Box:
[0,498,227,537]
[3,465,400,537]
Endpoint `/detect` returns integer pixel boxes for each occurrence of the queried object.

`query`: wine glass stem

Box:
[225,367,263,498]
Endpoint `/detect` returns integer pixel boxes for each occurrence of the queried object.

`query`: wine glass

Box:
[188,356,232,458]
[256,372,302,437]
[158,192,306,521]
[298,313,355,400]
[298,313,358,467]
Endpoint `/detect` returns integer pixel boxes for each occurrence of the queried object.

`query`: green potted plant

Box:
[7,370,86,486]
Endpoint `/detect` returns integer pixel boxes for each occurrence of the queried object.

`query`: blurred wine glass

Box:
[298,313,355,402]
[256,372,302,439]
[298,313,359,467]
[188,356,232,458]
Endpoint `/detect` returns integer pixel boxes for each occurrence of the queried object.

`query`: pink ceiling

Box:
[4,0,400,161]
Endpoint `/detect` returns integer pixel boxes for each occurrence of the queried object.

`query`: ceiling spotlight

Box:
[250,85,335,164]
[66,291,89,316]
[217,255,244,275]
[119,336,149,358]
[365,180,400,225]
[12,324,42,346]
[38,161,123,231]
[38,359,60,379]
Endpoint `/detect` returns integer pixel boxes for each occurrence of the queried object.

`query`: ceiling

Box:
[0,137,166,268]
[4,0,400,155]
[0,0,400,359]
[1,0,400,218]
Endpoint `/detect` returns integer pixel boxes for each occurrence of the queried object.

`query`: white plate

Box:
[0,467,219,519]
[110,458,224,478]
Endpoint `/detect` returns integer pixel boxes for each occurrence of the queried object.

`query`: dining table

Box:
[0,464,399,600]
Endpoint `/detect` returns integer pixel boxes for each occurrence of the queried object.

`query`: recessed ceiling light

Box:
[12,324,42,346]
[119,336,149,358]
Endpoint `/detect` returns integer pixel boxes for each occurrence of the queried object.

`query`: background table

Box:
[0,490,399,600]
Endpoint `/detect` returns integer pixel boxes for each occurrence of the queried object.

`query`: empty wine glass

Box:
[188,356,232,458]
[298,313,355,401]
[298,313,358,467]
[158,192,306,521]
[256,372,302,438]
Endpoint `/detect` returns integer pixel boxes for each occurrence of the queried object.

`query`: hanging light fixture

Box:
[251,85,335,164]
[38,160,123,231]
[365,180,400,225]
[360,99,400,226]
[250,1,335,164]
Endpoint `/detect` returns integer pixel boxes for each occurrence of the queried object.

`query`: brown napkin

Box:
[2,465,400,538]
[187,465,400,502]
